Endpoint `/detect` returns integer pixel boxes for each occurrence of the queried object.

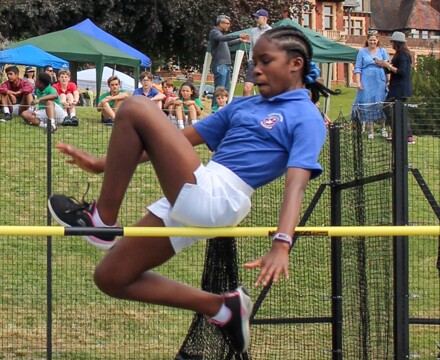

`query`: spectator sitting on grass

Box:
[23,66,36,87]
[211,86,229,112]
[162,78,178,116]
[44,65,58,84]
[133,72,165,109]
[21,72,66,134]
[97,76,130,126]
[53,69,80,126]
[173,81,203,130]
[0,65,33,121]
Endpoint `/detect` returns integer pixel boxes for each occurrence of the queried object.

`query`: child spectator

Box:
[23,66,36,87]
[0,65,33,121]
[133,72,165,109]
[174,81,203,129]
[211,86,229,112]
[21,73,66,133]
[53,69,80,126]
[162,78,178,114]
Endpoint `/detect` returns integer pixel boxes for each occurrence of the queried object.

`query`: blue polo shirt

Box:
[133,86,160,98]
[194,89,326,189]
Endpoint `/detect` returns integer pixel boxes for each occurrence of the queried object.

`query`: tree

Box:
[0,0,288,70]
[410,56,440,135]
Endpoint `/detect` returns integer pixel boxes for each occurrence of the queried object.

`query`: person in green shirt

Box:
[21,72,66,133]
[97,76,130,126]
[173,82,203,130]
[211,86,229,113]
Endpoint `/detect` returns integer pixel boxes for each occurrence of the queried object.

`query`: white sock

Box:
[92,206,116,227]
[70,112,76,117]
[38,122,47,128]
[3,107,10,114]
[210,303,231,324]
[177,120,184,130]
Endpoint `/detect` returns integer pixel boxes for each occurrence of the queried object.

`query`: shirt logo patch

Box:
[260,113,283,130]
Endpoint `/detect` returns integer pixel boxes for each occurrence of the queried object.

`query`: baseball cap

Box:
[390,31,406,43]
[25,66,34,72]
[252,9,269,18]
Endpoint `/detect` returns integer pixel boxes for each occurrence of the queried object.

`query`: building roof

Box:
[407,0,440,30]
[371,0,440,31]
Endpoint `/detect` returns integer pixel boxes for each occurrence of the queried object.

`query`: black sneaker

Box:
[48,194,117,250]
[101,117,114,126]
[61,116,72,126]
[210,286,253,353]
[3,113,12,121]
[70,116,79,126]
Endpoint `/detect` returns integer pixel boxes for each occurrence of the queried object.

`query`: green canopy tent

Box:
[8,29,141,103]
[200,19,358,112]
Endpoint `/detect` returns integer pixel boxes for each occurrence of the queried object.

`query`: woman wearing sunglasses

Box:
[351,29,390,139]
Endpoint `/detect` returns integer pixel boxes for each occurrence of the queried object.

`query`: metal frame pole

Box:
[329,124,343,359]
[392,100,410,359]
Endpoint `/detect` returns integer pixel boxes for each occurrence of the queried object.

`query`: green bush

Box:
[410,56,440,136]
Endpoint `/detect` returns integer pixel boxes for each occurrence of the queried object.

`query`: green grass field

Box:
[0,89,438,359]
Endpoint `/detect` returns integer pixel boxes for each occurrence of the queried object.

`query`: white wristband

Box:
[272,232,293,248]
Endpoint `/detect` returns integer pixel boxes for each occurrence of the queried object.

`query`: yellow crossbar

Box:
[0,226,438,237]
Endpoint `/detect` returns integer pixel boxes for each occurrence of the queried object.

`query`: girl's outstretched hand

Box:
[55,142,104,174]
[244,242,290,287]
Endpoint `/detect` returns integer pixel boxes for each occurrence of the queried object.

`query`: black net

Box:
[336,111,394,359]
[177,237,247,360]
[0,101,438,359]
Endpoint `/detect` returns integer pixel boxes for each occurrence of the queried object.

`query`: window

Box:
[302,13,311,28]
[343,16,365,36]
[353,20,363,36]
[292,9,312,28]
[324,5,334,30]
[421,31,428,39]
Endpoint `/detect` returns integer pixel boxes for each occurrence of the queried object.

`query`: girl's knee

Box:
[94,263,124,298]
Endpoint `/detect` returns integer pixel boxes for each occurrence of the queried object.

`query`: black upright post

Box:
[329,124,343,360]
[392,100,410,359]
[46,128,53,360]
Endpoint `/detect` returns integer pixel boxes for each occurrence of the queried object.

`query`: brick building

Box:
[289,0,440,85]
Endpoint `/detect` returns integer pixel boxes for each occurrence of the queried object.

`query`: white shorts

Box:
[148,161,254,253]
[35,103,66,124]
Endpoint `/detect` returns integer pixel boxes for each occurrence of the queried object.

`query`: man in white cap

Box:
[243,9,271,96]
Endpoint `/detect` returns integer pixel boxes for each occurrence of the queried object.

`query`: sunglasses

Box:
[367,29,378,35]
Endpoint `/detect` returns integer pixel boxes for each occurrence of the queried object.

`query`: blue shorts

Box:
[148,161,253,253]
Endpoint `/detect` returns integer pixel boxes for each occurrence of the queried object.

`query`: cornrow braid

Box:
[261,26,341,103]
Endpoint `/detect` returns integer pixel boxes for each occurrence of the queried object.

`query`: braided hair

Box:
[261,26,340,103]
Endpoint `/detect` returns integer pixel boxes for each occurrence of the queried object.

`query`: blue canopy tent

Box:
[70,19,151,68]
[9,19,150,103]
[0,45,69,69]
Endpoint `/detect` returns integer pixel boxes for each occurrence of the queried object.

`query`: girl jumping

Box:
[48,27,337,354]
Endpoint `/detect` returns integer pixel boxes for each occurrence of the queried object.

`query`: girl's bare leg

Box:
[94,212,223,316]
[96,96,201,225]
[187,105,197,125]
[174,103,184,120]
